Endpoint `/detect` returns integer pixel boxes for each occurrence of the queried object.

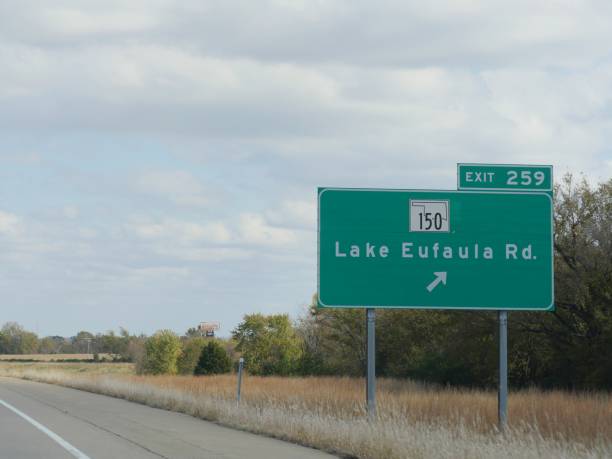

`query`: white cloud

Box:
[0,4,610,187]
[63,206,79,219]
[266,200,316,230]
[124,266,190,282]
[136,170,211,207]
[152,246,252,262]
[39,7,158,37]
[0,211,22,236]
[0,211,85,267]
[127,218,231,244]
[128,213,302,250]
[78,228,98,239]
[238,213,298,247]
[0,152,42,164]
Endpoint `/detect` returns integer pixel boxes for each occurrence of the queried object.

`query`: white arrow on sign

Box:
[426,272,447,292]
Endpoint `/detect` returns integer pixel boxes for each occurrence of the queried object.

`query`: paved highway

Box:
[0,377,336,459]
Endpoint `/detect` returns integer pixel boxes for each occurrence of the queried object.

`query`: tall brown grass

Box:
[1,363,610,459]
[0,353,116,361]
[122,374,612,446]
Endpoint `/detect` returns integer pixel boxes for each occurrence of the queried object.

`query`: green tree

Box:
[95,328,130,356]
[513,175,612,388]
[300,176,612,390]
[0,322,39,354]
[177,337,207,375]
[126,335,147,372]
[184,327,202,338]
[299,300,498,385]
[298,301,366,376]
[376,309,490,385]
[194,341,232,375]
[73,331,95,354]
[142,330,182,375]
[232,313,302,375]
[38,336,60,354]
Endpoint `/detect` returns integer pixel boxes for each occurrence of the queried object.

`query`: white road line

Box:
[0,399,91,459]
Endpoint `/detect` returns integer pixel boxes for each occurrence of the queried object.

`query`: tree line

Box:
[2,176,610,388]
[0,325,136,358]
[221,175,612,389]
[254,176,612,389]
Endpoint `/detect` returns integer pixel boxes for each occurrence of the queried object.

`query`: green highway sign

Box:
[318,188,553,310]
[457,164,552,192]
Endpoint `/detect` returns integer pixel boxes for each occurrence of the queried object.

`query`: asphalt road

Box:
[0,377,336,459]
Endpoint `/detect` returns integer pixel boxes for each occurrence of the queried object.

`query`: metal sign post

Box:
[498,311,508,431]
[236,357,244,404]
[366,308,376,420]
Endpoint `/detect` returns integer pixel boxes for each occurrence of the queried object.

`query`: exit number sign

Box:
[458,164,552,192]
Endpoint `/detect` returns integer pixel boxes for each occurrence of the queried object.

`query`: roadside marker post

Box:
[236,357,244,404]
[317,164,553,426]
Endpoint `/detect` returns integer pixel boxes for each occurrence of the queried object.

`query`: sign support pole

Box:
[498,310,508,431]
[366,308,376,420]
[236,357,244,404]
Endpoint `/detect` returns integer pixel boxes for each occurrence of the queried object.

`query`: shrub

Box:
[142,330,182,375]
[194,340,232,375]
[232,313,302,375]
[177,337,207,375]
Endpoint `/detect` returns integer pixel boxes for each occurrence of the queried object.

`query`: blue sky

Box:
[1,0,611,337]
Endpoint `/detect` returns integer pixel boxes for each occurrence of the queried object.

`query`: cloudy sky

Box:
[1,1,611,337]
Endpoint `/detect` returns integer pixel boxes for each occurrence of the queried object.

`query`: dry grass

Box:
[0,363,610,459]
[0,362,133,375]
[126,375,611,446]
[0,353,116,361]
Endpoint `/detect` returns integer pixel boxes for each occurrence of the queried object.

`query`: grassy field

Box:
[0,353,116,361]
[0,361,133,375]
[0,362,610,459]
